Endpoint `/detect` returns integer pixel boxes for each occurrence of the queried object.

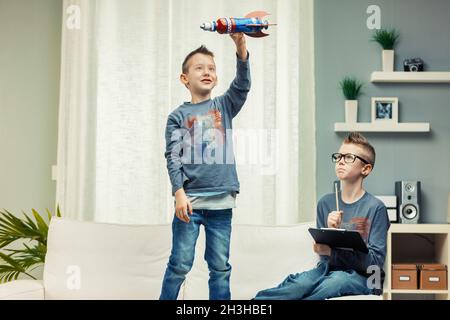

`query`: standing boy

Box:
[160,33,250,300]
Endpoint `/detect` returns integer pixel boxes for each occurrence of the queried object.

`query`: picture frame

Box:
[371,97,398,123]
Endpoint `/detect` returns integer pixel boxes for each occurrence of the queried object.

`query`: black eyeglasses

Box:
[331,153,371,165]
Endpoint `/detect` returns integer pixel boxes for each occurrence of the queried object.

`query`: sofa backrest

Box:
[44,217,172,299]
[44,217,318,300]
[183,222,319,300]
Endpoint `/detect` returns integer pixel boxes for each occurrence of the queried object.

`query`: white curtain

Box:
[56,0,316,225]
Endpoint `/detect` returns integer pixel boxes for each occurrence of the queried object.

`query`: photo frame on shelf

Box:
[371,97,398,123]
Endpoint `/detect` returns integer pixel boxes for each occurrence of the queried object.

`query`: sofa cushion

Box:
[184,222,319,300]
[44,217,172,299]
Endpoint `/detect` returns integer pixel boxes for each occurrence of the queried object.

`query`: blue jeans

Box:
[159,209,232,300]
[254,260,372,300]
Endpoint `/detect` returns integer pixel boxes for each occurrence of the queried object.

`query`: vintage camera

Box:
[403,58,424,72]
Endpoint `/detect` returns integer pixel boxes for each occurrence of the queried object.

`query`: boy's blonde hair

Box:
[343,132,376,167]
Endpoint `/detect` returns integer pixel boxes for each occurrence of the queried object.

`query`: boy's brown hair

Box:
[182,45,215,74]
[343,132,376,167]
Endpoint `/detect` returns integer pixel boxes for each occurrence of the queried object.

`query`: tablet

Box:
[308,227,369,254]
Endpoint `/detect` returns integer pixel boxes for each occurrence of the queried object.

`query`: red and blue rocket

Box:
[200,11,276,38]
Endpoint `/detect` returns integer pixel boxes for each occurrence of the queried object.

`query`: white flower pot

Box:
[382,50,394,72]
[345,100,358,123]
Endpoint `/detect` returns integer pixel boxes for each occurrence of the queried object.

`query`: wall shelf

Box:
[334,122,430,132]
[371,71,450,83]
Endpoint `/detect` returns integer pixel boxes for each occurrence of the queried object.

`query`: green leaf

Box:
[32,208,49,235]
[0,252,26,272]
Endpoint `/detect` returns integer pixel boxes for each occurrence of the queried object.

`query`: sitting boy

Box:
[254,132,390,300]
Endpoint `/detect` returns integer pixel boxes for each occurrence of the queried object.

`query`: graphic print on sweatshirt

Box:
[184,109,225,160]
[341,217,371,243]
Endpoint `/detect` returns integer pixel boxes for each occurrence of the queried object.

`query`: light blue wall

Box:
[314,0,450,223]
[0,0,61,215]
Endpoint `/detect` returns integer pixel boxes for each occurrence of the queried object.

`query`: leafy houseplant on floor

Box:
[340,76,363,123]
[0,207,61,282]
[371,28,400,72]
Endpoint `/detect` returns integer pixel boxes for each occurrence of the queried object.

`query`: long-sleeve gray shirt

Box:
[165,54,251,195]
[316,191,390,276]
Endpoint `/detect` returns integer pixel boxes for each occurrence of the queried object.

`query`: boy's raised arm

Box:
[218,33,251,118]
[230,32,248,61]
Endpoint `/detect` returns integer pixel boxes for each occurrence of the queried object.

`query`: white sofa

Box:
[0,217,382,300]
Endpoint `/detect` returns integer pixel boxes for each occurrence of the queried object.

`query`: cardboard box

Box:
[419,264,448,290]
[392,264,418,289]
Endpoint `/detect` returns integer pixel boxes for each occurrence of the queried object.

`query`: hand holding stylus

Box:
[327,211,343,228]
[329,182,343,228]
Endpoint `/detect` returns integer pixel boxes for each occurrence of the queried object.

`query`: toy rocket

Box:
[200,11,276,38]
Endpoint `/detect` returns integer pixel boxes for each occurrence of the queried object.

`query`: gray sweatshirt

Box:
[316,191,390,276]
[165,54,251,195]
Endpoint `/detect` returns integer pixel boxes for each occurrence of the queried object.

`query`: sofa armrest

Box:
[0,280,45,300]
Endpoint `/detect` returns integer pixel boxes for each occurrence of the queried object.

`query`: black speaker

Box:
[395,181,421,224]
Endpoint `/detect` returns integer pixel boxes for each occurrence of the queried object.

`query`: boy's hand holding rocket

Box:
[229,32,247,61]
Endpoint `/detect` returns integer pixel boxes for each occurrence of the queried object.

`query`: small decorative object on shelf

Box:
[371,28,400,72]
[404,57,425,72]
[371,97,398,124]
[339,76,363,123]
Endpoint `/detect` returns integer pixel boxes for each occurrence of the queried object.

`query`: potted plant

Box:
[371,28,400,72]
[340,77,363,123]
[0,207,61,282]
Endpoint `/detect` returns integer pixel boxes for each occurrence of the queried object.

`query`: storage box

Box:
[392,264,418,289]
[419,264,448,290]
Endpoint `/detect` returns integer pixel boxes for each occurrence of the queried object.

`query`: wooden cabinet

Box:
[384,224,450,300]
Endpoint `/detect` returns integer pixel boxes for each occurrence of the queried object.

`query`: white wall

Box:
[0,0,61,214]
[0,0,62,280]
